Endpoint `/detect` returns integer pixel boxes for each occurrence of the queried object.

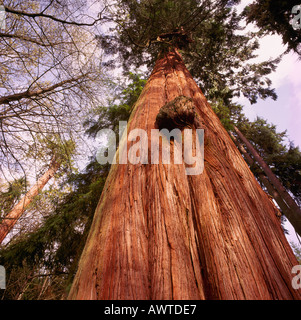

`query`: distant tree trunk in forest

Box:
[230,132,290,219]
[234,126,301,237]
[0,157,60,245]
[69,49,301,300]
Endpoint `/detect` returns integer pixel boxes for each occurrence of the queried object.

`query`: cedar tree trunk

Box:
[68,49,301,300]
[0,157,60,244]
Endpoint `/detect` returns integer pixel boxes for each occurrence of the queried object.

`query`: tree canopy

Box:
[97,0,279,106]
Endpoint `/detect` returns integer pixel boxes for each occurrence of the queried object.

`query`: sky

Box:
[239,38,301,149]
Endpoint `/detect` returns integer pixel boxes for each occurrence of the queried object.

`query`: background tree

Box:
[0,135,76,245]
[235,117,301,206]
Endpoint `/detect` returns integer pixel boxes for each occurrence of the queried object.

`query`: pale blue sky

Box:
[241,50,301,149]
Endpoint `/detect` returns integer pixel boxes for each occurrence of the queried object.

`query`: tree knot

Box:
[156,95,196,131]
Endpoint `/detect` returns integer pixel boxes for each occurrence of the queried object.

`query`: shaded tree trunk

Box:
[0,157,60,245]
[234,126,301,237]
[230,131,290,219]
[69,50,301,300]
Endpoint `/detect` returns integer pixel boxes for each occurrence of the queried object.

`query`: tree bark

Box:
[234,126,301,237]
[0,157,60,245]
[69,49,301,300]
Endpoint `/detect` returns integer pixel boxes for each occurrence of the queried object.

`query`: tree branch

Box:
[5,6,102,27]
[0,32,72,47]
[0,76,86,105]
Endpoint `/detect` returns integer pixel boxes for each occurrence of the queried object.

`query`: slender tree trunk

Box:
[69,49,301,300]
[230,132,290,219]
[234,126,301,237]
[0,157,60,244]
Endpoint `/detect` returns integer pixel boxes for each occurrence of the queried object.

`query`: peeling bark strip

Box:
[69,50,301,300]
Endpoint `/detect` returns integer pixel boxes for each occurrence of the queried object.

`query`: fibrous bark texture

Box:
[69,50,301,300]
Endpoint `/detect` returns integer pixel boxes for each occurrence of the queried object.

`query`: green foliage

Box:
[237,116,301,205]
[244,0,301,55]
[211,100,242,131]
[98,0,278,106]
[0,178,27,217]
[238,117,287,160]
[272,143,301,206]
[26,134,76,176]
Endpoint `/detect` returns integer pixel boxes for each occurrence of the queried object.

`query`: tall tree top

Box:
[98,0,279,106]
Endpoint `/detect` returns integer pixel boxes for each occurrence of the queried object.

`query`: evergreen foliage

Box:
[97,0,279,105]
[244,0,301,55]
[237,116,301,205]
[0,178,27,217]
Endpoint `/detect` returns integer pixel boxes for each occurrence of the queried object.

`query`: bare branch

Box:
[0,32,73,47]
[0,76,86,105]
[5,6,102,27]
